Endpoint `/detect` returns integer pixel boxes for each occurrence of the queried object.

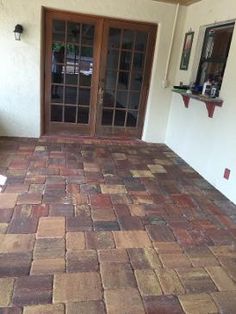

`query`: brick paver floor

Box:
[0,136,236,313]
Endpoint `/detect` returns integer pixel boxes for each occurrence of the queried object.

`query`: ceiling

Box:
[152,0,202,5]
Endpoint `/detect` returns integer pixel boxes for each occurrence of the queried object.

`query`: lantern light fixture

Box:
[13,24,24,41]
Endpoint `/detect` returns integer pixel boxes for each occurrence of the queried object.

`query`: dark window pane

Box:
[120,51,132,70]
[102,110,113,125]
[65,87,77,104]
[53,20,65,42]
[80,73,92,86]
[65,65,78,85]
[127,111,137,127]
[114,110,126,126]
[118,72,129,90]
[122,30,135,49]
[53,20,66,33]
[51,86,63,103]
[66,44,79,66]
[82,24,95,45]
[64,106,76,123]
[135,31,148,51]
[131,72,142,90]
[116,91,128,108]
[79,89,90,106]
[67,22,80,43]
[103,90,115,108]
[81,46,93,58]
[52,46,65,83]
[108,28,121,48]
[133,53,145,71]
[129,92,140,109]
[106,71,117,89]
[78,107,89,124]
[51,105,63,122]
[80,58,93,77]
[107,50,119,69]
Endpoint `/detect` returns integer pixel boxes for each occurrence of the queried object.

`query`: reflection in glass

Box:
[65,66,78,85]
[103,90,115,108]
[67,22,80,42]
[65,87,77,104]
[133,53,144,71]
[82,24,95,45]
[51,105,63,122]
[107,50,119,69]
[131,72,142,90]
[53,20,65,42]
[64,106,76,123]
[120,51,132,70]
[135,32,148,51]
[127,111,137,127]
[108,28,121,48]
[78,107,89,124]
[116,91,128,108]
[81,46,93,58]
[122,30,135,49]
[114,110,126,126]
[80,73,92,86]
[118,72,129,90]
[79,89,90,106]
[129,92,140,110]
[106,71,117,89]
[51,86,64,103]
[66,45,79,66]
[102,109,113,125]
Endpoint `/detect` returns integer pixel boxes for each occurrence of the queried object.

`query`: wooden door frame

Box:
[42,8,157,138]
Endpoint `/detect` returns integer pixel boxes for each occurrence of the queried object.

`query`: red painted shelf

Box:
[173,89,223,118]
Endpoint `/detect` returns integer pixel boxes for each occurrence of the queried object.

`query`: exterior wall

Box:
[166,0,236,204]
[0,0,177,140]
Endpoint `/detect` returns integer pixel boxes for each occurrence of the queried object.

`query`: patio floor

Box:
[0,136,236,313]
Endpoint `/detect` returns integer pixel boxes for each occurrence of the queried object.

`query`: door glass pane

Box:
[118,72,129,90]
[78,107,89,124]
[103,90,115,107]
[106,71,117,89]
[81,46,93,58]
[66,44,80,66]
[53,20,66,42]
[131,72,142,90]
[122,30,135,50]
[116,91,128,108]
[102,109,114,125]
[129,92,140,110]
[52,45,65,84]
[120,51,132,70]
[65,106,76,123]
[107,50,119,69]
[51,86,64,103]
[51,105,63,122]
[79,88,90,106]
[135,31,148,51]
[82,24,95,45]
[127,111,137,127]
[65,87,77,104]
[114,110,126,126]
[67,22,80,43]
[133,53,144,71]
[80,72,92,86]
[108,28,121,48]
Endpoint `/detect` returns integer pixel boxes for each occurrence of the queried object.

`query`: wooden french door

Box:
[44,10,157,138]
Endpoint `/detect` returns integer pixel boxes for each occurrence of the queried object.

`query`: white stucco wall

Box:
[166,0,236,204]
[0,0,177,140]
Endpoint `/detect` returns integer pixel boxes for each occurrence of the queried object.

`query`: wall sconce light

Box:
[13,24,24,41]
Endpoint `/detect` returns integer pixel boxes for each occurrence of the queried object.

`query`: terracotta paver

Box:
[37,217,65,238]
[0,137,236,313]
[178,293,218,314]
[53,272,102,303]
[0,278,14,306]
[113,231,151,248]
[105,288,145,314]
